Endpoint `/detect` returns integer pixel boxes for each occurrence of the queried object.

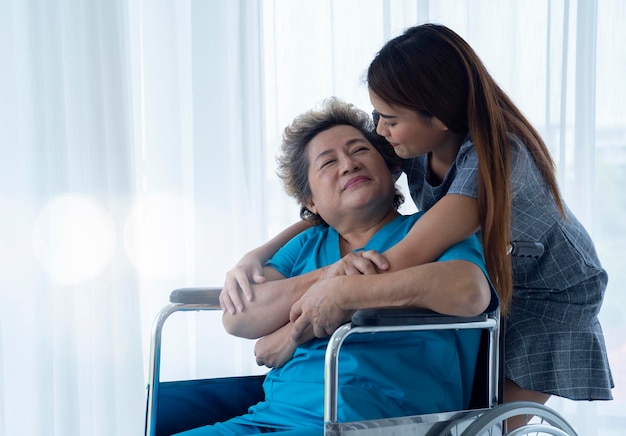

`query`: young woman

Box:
[223,24,613,416]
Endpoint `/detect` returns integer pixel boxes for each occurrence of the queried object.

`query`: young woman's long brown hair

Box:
[367,24,565,312]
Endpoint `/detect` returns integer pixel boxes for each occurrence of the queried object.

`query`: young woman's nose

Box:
[375,119,389,137]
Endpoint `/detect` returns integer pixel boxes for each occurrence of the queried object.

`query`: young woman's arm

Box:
[222,252,386,363]
[221,245,390,315]
[222,193,479,315]
[382,194,480,271]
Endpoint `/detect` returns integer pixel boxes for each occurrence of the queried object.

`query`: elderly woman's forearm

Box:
[223,269,324,338]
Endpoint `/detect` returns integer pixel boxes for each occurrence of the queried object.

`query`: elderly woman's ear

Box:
[303,199,317,215]
[299,204,323,225]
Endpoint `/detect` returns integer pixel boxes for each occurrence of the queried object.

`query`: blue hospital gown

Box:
[402,134,613,400]
[221,213,497,431]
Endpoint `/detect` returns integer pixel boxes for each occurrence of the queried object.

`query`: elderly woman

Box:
[178,98,497,435]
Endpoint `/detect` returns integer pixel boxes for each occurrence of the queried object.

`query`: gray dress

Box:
[402,135,614,400]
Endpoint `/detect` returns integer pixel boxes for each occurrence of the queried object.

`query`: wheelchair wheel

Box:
[461,401,577,436]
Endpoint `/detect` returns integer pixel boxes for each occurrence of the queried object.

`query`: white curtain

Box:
[0,0,624,434]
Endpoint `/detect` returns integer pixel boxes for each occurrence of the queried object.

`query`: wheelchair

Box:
[145,287,578,436]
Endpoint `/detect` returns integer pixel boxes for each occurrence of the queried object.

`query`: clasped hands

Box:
[221,250,389,368]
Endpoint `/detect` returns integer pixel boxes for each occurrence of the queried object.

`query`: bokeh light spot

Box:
[32,194,116,285]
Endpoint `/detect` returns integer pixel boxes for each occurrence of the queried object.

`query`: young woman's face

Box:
[304,125,395,224]
[369,90,457,160]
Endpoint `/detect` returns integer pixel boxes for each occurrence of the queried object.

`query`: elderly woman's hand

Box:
[289,277,354,341]
[254,324,298,368]
[322,250,389,279]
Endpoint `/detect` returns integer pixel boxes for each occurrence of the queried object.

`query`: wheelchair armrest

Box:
[351,307,488,327]
[169,287,222,305]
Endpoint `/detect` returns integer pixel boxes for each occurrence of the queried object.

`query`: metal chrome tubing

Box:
[323,317,497,425]
[145,303,220,436]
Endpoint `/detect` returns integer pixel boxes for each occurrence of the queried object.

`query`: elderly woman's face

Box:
[304,125,396,223]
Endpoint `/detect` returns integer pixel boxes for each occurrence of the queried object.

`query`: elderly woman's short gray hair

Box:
[276,97,404,225]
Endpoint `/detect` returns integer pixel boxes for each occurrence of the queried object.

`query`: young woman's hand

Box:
[222,220,313,314]
[221,252,267,314]
[321,250,389,279]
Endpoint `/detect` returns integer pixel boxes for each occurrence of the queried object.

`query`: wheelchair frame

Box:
[323,308,498,435]
[145,287,578,436]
